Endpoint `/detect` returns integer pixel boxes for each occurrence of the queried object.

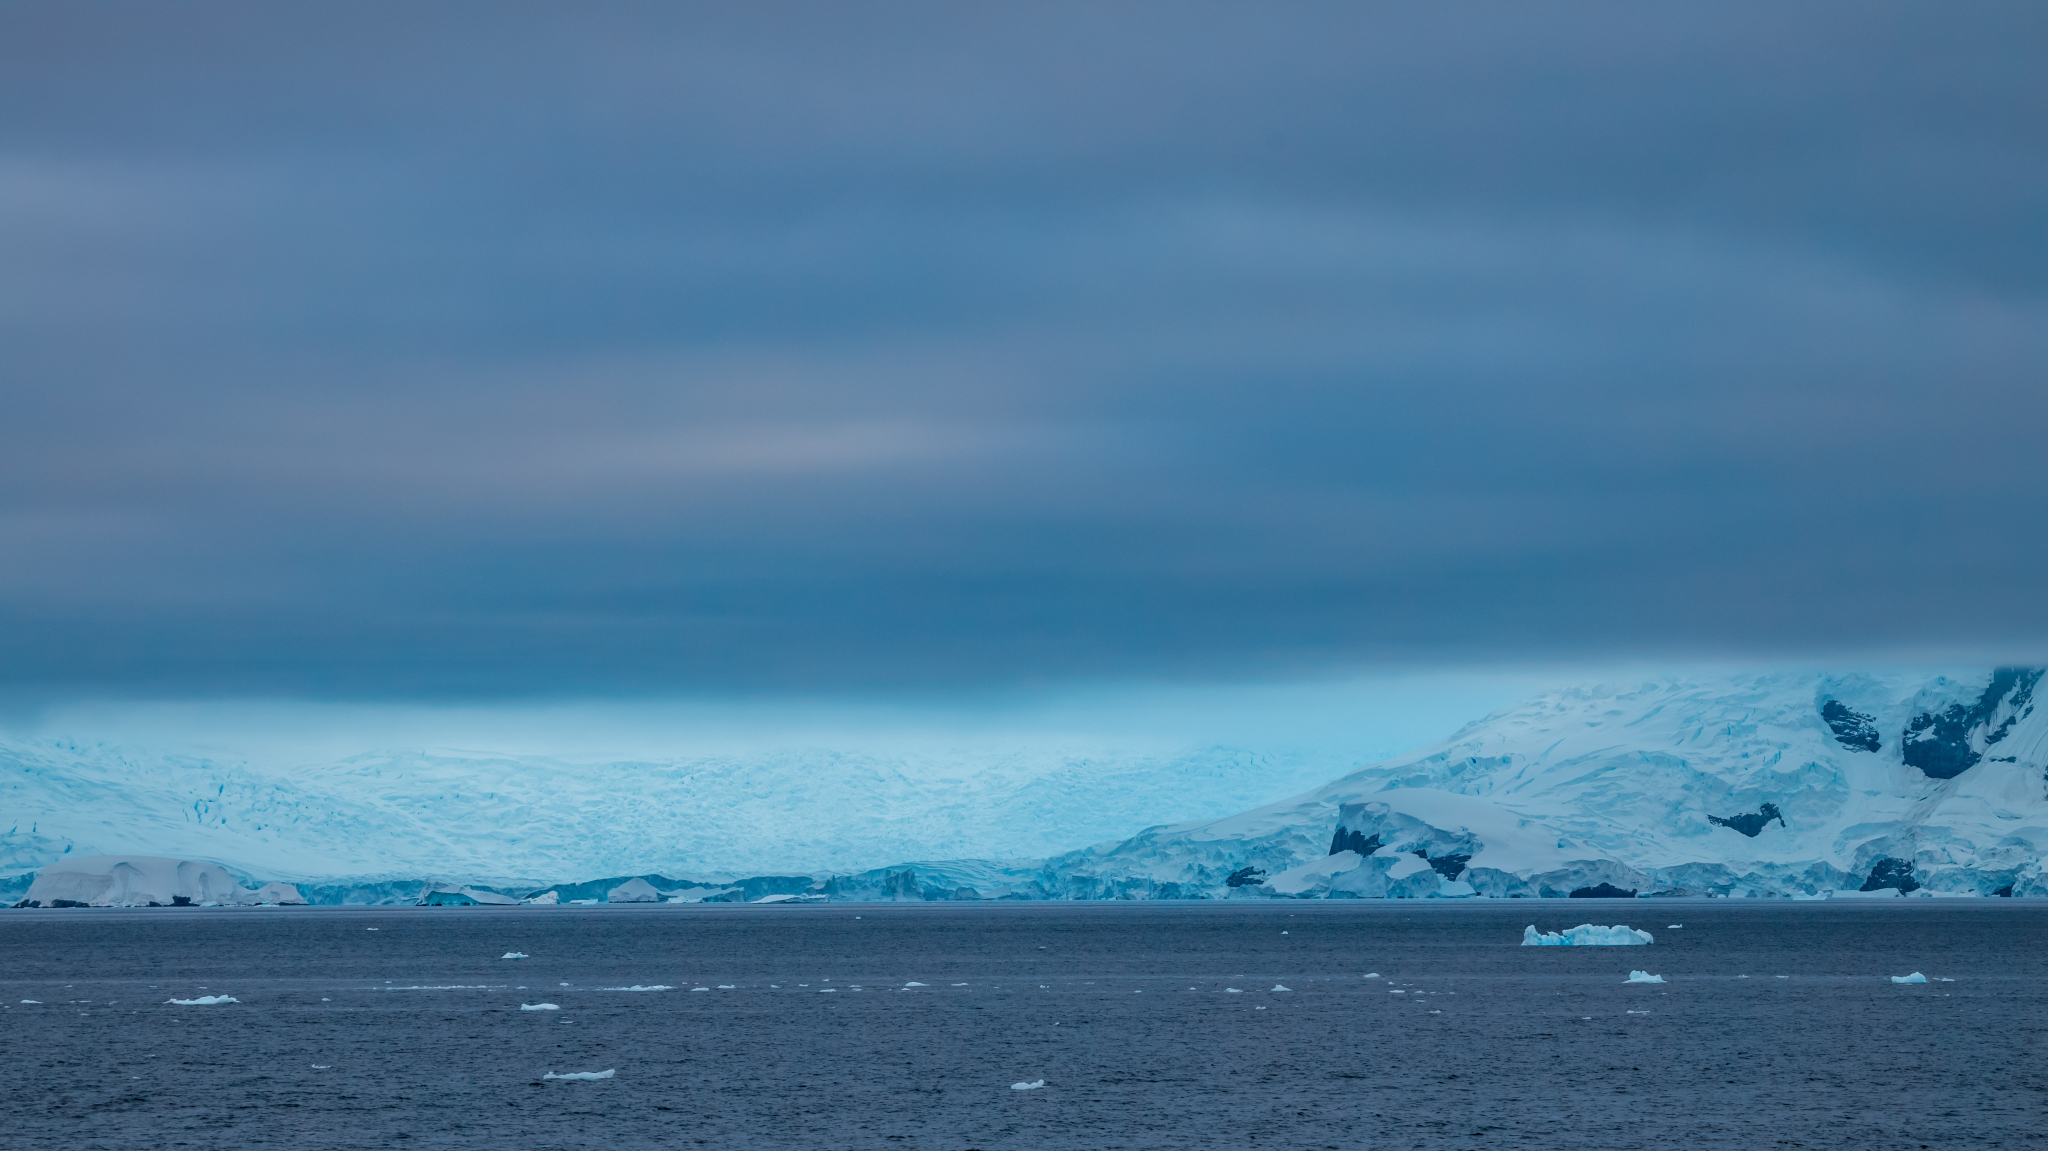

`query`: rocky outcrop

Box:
[1902,667,2041,779]
[1708,802,1785,837]
[1821,701,1882,752]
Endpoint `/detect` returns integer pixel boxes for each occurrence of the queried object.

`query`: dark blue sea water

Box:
[4,902,2044,1150]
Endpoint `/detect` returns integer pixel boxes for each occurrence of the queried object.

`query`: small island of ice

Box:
[1523,924,1653,946]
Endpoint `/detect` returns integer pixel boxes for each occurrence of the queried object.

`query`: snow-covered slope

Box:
[1037,669,2048,898]
[0,738,1348,884]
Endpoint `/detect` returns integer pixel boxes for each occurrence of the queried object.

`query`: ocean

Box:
[5,902,2042,1149]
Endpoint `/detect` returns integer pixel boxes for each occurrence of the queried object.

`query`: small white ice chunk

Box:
[502,952,529,960]
[519,1002,561,1011]
[1668,924,1682,929]
[1890,972,1927,984]
[166,995,238,1005]
[598,985,672,992]
[1010,1079,1045,1090]
[904,982,927,987]
[1362,973,1380,979]
[1624,971,1666,984]
[1225,987,1243,993]
[1522,924,1653,946]
[1271,985,1291,992]
[543,1069,614,1080]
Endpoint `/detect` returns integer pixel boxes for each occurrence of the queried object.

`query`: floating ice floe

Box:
[1890,972,1927,984]
[1362,973,1380,979]
[904,982,927,987]
[502,952,529,959]
[1668,924,1683,929]
[1225,988,1243,993]
[519,1002,561,1011]
[1522,924,1653,946]
[166,995,238,1005]
[1272,985,1291,992]
[1624,971,1666,984]
[544,1070,614,1080]
[599,985,672,992]
[1010,1080,1045,1090]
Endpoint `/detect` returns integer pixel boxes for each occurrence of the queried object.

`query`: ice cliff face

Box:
[1033,669,2048,899]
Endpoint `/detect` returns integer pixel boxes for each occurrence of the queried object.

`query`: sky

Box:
[4,2,2046,712]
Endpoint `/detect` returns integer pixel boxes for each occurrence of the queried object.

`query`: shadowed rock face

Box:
[1821,701,1881,752]
[1860,857,1920,893]
[1902,668,2042,779]
[1223,866,1267,888]
[1568,883,1637,898]
[1426,853,1472,880]
[1709,802,1786,838]
[1328,827,1381,857]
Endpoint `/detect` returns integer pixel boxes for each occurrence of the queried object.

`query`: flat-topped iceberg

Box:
[1523,924,1653,946]
[18,856,303,908]
[1624,970,1666,983]
[1890,972,1927,984]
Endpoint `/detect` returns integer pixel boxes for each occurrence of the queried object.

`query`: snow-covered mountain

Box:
[1037,668,2048,899]
[6,668,2044,902]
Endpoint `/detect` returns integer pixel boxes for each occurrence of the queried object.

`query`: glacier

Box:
[4,668,2046,903]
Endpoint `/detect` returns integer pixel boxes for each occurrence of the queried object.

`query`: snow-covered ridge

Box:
[1036,668,2048,899]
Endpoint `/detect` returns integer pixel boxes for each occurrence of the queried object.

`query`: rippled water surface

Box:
[5,902,2044,1149]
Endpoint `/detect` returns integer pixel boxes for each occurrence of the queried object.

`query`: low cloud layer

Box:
[3,2,2044,699]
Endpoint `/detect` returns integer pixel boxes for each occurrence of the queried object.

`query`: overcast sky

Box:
[4,2,2045,704]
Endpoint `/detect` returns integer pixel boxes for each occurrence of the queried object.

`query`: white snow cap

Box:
[1522,924,1653,946]
[543,1070,614,1080]
[1890,972,1928,984]
[1010,1080,1045,1090]
[166,995,238,1005]
[1624,971,1666,983]
[519,1002,561,1011]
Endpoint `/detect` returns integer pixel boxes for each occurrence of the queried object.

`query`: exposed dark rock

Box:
[1223,866,1268,888]
[50,899,90,908]
[1327,827,1381,857]
[171,896,192,907]
[1994,885,2014,898]
[1859,856,1920,893]
[12,899,34,908]
[1427,853,1472,881]
[1708,802,1786,838]
[1902,667,2043,779]
[1820,701,1881,752]
[1568,883,1637,898]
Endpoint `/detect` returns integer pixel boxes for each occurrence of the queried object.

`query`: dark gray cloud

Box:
[3,1,2045,698]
